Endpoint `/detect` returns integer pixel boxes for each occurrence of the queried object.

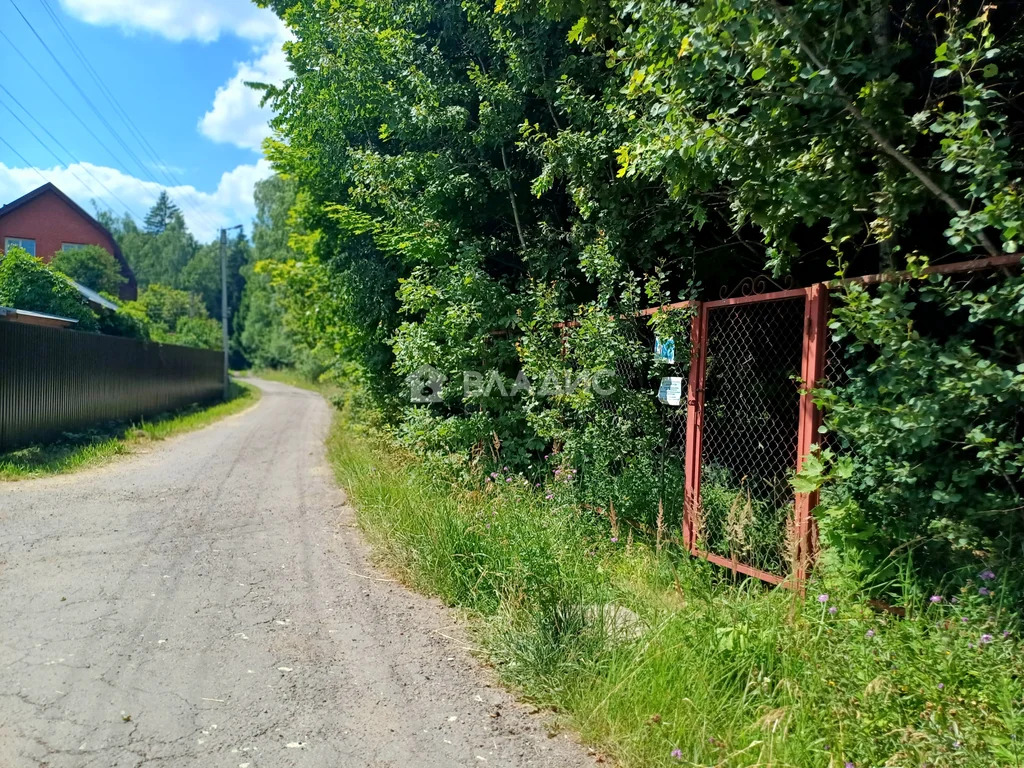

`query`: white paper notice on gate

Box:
[657,377,683,406]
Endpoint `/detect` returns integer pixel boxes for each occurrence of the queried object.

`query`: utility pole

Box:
[220,225,243,400]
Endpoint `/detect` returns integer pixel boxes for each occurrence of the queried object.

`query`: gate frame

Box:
[554,254,1020,588]
[682,286,828,587]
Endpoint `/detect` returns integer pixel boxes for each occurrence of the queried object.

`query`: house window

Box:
[4,237,36,256]
[62,243,88,251]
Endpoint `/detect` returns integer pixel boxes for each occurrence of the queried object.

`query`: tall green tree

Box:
[236,175,304,369]
[254,0,1024,568]
[143,191,182,234]
[180,234,250,322]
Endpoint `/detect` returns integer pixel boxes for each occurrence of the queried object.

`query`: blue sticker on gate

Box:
[654,336,675,364]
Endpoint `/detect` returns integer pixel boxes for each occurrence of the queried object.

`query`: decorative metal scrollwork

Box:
[718,274,795,299]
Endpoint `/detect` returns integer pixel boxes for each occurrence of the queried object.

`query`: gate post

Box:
[682,303,707,551]
[794,283,828,585]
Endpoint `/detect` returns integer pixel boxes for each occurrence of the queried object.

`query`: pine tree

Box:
[143,191,181,234]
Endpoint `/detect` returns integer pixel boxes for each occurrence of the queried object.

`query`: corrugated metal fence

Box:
[0,322,223,452]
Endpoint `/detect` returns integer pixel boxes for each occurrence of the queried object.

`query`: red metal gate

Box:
[683,286,827,585]
[552,256,1018,587]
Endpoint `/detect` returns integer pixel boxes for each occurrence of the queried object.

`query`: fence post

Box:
[794,283,828,585]
[682,303,707,551]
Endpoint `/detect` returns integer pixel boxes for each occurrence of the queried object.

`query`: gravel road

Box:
[0,379,592,768]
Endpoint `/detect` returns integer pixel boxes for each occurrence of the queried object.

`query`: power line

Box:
[0,97,116,217]
[0,135,50,185]
[6,0,156,180]
[5,0,223,236]
[38,0,178,188]
[0,85,146,220]
[0,28,137,181]
[34,0,225,236]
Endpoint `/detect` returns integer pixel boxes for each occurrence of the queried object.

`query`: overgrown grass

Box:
[327,393,1024,768]
[0,380,259,480]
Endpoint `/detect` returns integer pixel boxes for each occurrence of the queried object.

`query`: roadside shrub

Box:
[95,306,149,340]
[811,264,1024,590]
[172,316,221,350]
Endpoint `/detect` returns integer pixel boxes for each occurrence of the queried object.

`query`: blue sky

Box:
[0,0,288,241]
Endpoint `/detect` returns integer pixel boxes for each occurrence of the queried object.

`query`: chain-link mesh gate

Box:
[548,258,1018,587]
[683,287,826,585]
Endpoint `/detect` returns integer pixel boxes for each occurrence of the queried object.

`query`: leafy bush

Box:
[95,306,149,340]
[50,245,124,295]
[0,246,96,329]
[171,315,221,350]
[128,283,207,331]
[810,264,1024,585]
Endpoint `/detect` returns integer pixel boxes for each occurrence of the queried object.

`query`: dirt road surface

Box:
[0,379,592,768]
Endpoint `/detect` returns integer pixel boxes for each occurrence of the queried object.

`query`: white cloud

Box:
[199,26,292,152]
[57,0,281,42]
[0,160,275,243]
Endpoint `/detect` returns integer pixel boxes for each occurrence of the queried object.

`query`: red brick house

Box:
[0,182,137,301]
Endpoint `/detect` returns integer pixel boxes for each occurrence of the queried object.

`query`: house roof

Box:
[66,278,119,312]
[0,182,136,285]
[0,306,79,328]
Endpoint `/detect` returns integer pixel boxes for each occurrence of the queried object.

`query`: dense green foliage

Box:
[0,244,222,346]
[50,245,125,295]
[807,264,1024,581]
[102,206,199,290]
[121,284,222,349]
[0,246,98,329]
[100,194,257,355]
[236,176,308,370]
[253,0,1023,583]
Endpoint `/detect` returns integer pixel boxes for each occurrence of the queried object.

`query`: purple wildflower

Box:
[545,493,553,500]
[979,569,996,581]
[929,595,943,603]
[670,748,682,760]
[980,633,994,644]
[610,537,618,543]
[503,466,509,471]
[506,477,513,483]
[953,741,961,750]
[979,587,991,596]
[938,683,944,690]
[828,606,837,615]
[490,472,498,479]
[846,762,855,768]
[961,617,969,623]
[1003,629,1011,638]
[865,629,875,638]
[485,478,492,483]
[818,594,829,604]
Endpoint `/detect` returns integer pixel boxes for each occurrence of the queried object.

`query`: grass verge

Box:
[0,380,260,481]
[326,392,1024,768]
